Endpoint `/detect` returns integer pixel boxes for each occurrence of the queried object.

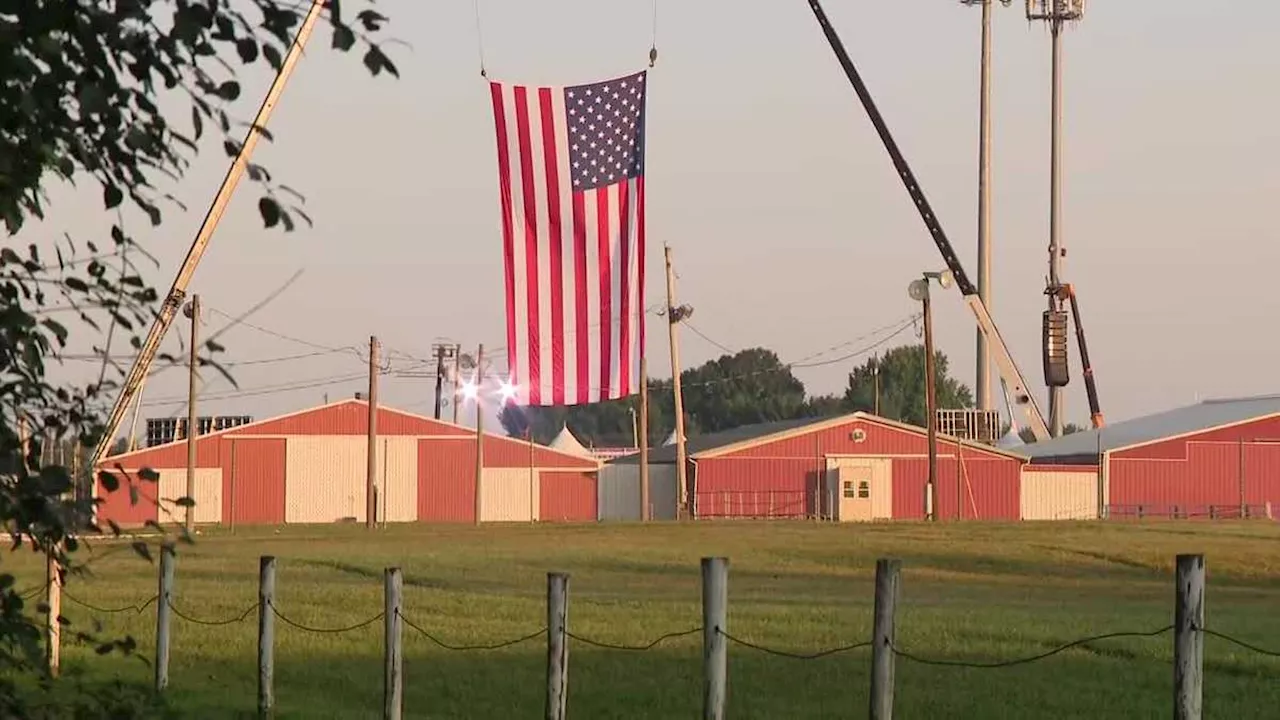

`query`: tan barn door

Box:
[837,465,873,522]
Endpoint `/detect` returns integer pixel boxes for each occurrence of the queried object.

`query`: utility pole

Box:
[184,294,200,535]
[664,245,690,519]
[911,272,951,521]
[452,343,463,425]
[473,344,485,526]
[433,346,447,420]
[1028,0,1084,437]
[366,335,379,529]
[962,0,1009,413]
[638,357,651,522]
[923,288,938,522]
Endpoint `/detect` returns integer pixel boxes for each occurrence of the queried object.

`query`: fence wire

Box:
[167,599,258,627]
[567,627,701,651]
[62,590,157,615]
[1196,626,1280,659]
[718,628,872,660]
[398,610,545,650]
[269,600,383,634]
[891,626,1175,669]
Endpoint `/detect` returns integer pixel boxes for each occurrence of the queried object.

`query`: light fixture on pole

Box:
[908,270,952,522]
[1026,0,1085,438]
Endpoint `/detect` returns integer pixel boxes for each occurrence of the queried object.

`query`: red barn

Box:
[1020,395,1280,519]
[610,412,1027,521]
[94,398,600,528]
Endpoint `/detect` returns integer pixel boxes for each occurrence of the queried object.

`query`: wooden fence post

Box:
[702,557,729,720]
[258,556,276,718]
[155,542,175,692]
[546,573,570,720]
[869,559,901,720]
[1174,554,1205,720]
[384,567,403,720]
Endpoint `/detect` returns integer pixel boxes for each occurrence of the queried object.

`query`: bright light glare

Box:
[498,380,518,402]
[461,381,478,400]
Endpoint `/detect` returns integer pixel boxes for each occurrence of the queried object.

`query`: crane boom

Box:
[1053,283,1104,428]
[804,0,1051,441]
[91,0,328,467]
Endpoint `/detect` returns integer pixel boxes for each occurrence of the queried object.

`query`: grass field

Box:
[7,520,1280,719]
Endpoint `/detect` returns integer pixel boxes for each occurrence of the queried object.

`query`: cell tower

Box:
[1026,0,1084,437]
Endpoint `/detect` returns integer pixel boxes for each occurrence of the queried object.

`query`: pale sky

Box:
[32,0,1280,440]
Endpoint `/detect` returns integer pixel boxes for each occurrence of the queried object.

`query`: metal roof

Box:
[1015,394,1280,461]
[611,416,831,464]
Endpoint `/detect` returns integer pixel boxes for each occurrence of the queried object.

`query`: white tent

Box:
[662,429,678,447]
[549,426,595,458]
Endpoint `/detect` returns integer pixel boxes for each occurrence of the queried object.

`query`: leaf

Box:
[356,9,388,32]
[174,496,196,508]
[236,38,259,63]
[40,318,68,343]
[138,467,160,482]
[223,139,241,157]
[103,184,123,209]
[191,105,203,140]
[263,44,283,70]
[64,277,89,292]
[205,339,226,353]
[130,541,153,563]
[258,196,281,228]
[363,45,398,77]
[332,23,356,51]
[217,81,241,101]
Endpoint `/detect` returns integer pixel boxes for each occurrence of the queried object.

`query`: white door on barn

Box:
[827,457,892,521]
[480,467,538,522]
[157,468,223,524]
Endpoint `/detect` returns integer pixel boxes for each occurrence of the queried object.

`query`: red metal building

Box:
[94,398,600,528]
[1021,395,1280,519]
[615,412,1027,521]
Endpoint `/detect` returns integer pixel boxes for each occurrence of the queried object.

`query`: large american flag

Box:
[489,70,648,406]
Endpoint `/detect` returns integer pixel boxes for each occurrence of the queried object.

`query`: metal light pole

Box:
[961,0,1012,413]
[909,271,954,522]
[1027,0,1084,437]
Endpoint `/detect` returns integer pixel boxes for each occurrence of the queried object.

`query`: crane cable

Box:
[471,0,660,78]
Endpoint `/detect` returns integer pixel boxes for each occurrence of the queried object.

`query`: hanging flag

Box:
[488,70,647,406]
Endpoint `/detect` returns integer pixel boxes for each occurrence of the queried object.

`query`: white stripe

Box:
[503,84,530,403]
[528,93,554,403]
[607,185,623,400]
[628,179,643,396]
[550,92,576,403]
[583,188,601,402]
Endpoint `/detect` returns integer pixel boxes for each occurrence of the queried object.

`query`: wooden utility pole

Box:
[473,344,485,526]
[664,245,690,519]
[366,335,379,529]
[451,343,463,425]
[185,294,200,535]
[638,357,651,521]
[923,286,939,522]
[433,345,447,420]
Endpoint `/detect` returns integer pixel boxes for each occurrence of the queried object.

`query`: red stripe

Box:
[617,180,631,398]
[513,87,541,405]
[490,84,519,389]
[596,190,612,400]
[538,88,565,406]
[572,193,589,405]
[636,176,645,372]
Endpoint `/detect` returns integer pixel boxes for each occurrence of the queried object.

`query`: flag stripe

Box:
[595,189,612,398]
[572,192,589,404]
[538,88,567,405]
[618,179,631,398]
[512,87,541,405]
[489,84,519,389]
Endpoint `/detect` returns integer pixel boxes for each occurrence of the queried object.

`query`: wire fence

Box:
[31,552,1280,719]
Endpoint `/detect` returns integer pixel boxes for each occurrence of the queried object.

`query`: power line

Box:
[684,322,735,355]
[140,372,375,406]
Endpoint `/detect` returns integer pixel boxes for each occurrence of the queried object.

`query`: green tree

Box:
[2,1,397,713]
[843,344,973,426]
[500,348,810,446]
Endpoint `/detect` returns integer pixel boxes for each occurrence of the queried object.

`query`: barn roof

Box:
[1016,394,1280,461]
[614,412,1028,464]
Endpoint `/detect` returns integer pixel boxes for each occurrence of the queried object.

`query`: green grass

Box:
[7,521,1280,719]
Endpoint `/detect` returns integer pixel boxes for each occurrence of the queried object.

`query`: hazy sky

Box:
[36,0,1280,439]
